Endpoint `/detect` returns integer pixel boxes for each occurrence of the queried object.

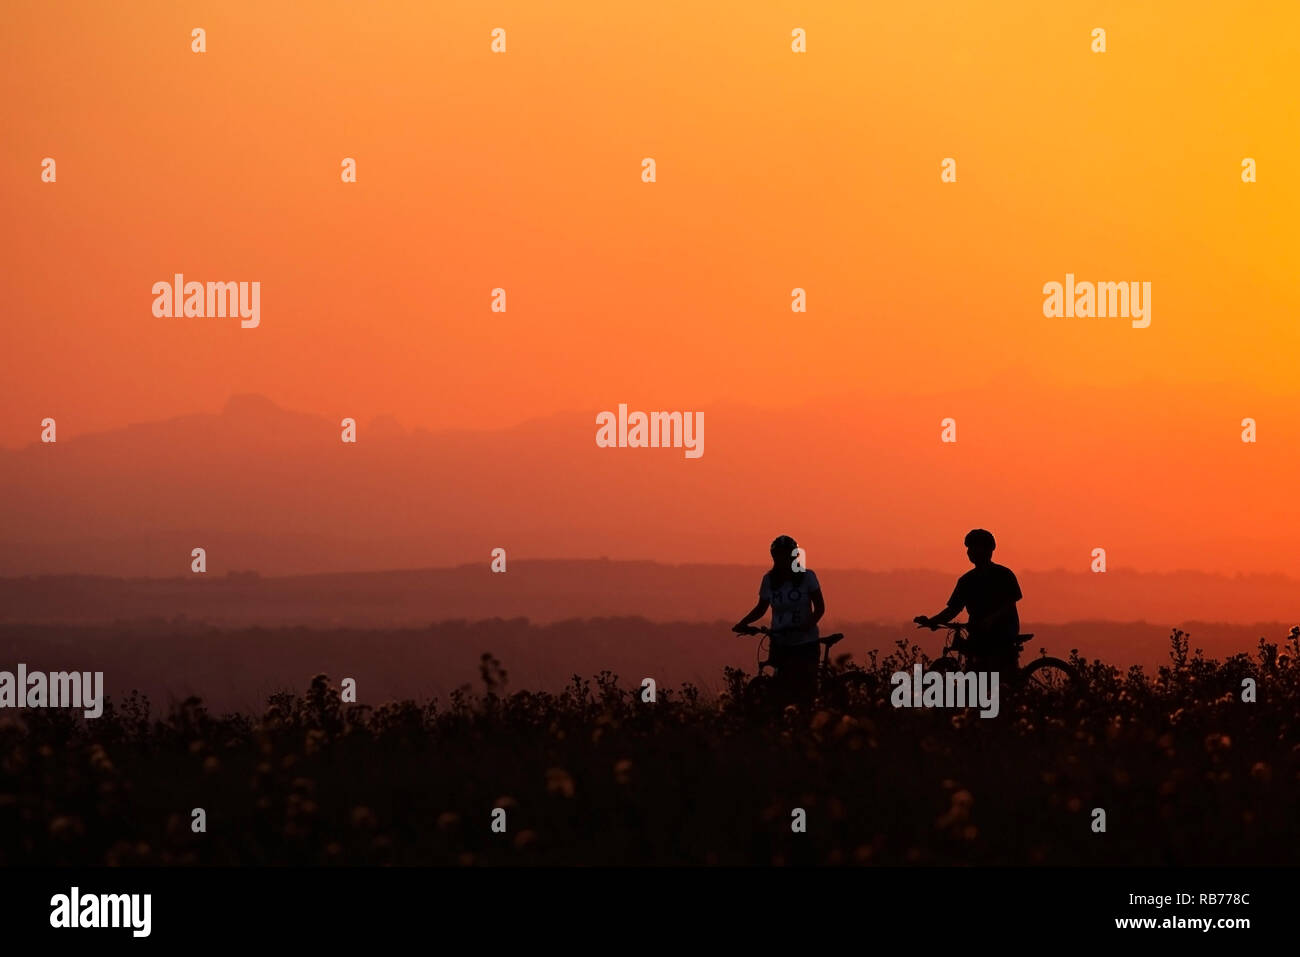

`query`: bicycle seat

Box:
[1015,633,1034,642]
[822,633,845,646]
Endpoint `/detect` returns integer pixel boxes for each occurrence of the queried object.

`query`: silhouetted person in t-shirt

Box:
[914,528,1022,675]
[733,534,824,709]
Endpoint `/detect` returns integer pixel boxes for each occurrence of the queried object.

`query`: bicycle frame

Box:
[921,621,1026,666]
[744,626,842,675]
[929,621,971,663]
[919,621,1081,696]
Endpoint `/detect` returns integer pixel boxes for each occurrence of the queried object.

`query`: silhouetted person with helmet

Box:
[733,534,824,708]
[914,529,1022,676]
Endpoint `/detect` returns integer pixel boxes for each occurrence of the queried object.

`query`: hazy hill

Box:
[1,390,1298,592]
[0,616,1290,715]
[1,560,1297,630]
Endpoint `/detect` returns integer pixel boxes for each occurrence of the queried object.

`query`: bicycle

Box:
[734,625,874,712]
[918,621,1079,693]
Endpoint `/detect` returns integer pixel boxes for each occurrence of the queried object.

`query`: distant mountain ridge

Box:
[1,560,1296,628]
[2,390,1298,596]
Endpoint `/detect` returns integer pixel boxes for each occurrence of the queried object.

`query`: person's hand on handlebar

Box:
[913,615,938,630]
[733,622,759,635]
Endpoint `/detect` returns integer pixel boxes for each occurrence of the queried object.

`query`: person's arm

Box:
[733,599,769,632]
[915,602,961,629]
[809,587,825,627]
[916,582,963,629]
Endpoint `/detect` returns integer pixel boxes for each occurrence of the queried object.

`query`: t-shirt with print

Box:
[760,570,821,646]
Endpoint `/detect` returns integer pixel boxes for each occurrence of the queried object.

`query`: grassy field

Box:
[2,627,1297,866]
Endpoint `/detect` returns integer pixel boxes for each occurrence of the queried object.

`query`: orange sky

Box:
[2,1,1299,577]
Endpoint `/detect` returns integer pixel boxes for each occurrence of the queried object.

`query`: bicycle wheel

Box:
[1019,657,1078,693]
[743,674,777,714]
[928,656,962,674]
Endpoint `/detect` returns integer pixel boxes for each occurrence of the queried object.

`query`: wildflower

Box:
[546,767,575,798]
[49,816,83,839]
[88,745,114,773]
[936,789,973,829]
[351,806,377,830]
[1204,732,1232,753]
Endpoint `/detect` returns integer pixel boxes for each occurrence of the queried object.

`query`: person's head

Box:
[964,528,996,566]
[770,534,798,570]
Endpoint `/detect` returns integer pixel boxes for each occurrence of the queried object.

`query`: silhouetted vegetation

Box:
[2,628,1297,866]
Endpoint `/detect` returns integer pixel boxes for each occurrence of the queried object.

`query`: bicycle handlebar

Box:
[915,620,970,633]
[735,625,845,648]
[736,625,780,637]
[736,625,822,637]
